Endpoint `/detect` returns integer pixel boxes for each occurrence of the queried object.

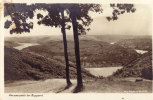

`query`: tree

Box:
[34,4,103,92]
[106,4,136,21]
[35,4,73,87]
[4,4,102,92]
[61,4,135,92]
[60,9,72,87]
[4,3,72,87]
[37,4,103,92]
[67,4,102,92]
[4,3,35,34]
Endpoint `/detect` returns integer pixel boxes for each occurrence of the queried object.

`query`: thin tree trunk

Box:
[61,10,71,86]
[70,14,83,91]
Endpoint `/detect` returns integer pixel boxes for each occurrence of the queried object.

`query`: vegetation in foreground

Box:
[113,51,152,80]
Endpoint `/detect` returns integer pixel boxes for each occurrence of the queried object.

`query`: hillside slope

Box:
[116,37,152,51]
[113,51,152,79]
[5,46,94,81]
[23,40,140,67]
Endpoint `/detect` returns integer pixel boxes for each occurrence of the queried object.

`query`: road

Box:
[5,79,77,93]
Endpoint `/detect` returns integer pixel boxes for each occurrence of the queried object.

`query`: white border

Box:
[0,1,4,100]
[0,0,153,100]
[1,0,153,4]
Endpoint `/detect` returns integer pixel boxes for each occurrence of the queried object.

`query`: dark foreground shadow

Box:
[56,83,72,93]
[73,85,84,93]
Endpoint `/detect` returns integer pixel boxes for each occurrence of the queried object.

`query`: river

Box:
[85,66,123,77]
[135,49,148,54]
[14,43,39,50]
[110,42,115,45]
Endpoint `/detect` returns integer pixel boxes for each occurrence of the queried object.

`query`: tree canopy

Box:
[34,4,103,35]
[4,3,103,35]
[4,3,36,34]
[4,3,136,35]
[106,4,136,21]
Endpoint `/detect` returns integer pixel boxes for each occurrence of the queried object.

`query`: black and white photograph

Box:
[2,0,152,94]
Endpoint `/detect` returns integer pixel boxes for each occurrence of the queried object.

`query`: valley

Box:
[4,35,152,93]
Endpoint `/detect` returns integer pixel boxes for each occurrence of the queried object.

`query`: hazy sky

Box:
[4,4,152,37]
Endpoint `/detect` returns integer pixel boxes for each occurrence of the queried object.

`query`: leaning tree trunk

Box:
[70,14,83,92]
[61,10,72,86]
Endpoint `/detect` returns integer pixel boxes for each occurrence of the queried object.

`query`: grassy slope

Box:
[113,51,152,79]
[4,46,94,81]
[82,78,152,93]
[113,37,152,79]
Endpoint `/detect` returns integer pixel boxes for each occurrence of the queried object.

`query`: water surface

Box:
[135,49,148,54]
[14,43,39,50]
[85,66,123,77]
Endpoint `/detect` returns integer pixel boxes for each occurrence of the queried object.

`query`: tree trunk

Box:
[61,10,72,86]
[70,14,83,91]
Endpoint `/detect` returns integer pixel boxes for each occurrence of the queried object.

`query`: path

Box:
[5,78,152,93]
[5,79,77,93]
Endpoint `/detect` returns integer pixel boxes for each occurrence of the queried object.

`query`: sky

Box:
[4,4,152,37]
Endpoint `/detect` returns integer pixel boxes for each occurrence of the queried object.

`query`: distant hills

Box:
[5,35,151,45]
[116,37,152,51]
[22,39,140,67]
[4,35,152,81]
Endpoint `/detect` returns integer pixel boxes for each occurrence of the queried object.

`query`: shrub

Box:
[141,67,152,80]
